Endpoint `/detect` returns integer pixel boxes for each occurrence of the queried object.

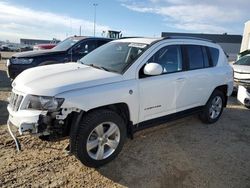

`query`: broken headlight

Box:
[25,95,64,112]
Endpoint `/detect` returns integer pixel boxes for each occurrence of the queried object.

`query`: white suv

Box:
[7,37,233,167]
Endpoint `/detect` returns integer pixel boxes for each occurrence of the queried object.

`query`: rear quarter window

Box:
[208,47,219,66]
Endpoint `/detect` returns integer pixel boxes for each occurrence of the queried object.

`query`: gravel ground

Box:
[0,58,250,188]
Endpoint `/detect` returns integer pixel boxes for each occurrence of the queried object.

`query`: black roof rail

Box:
[119,36,144,39]
[163,36,215,43]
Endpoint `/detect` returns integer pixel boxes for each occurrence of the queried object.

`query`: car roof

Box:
[112,36,216,45]
[113,37,161,45]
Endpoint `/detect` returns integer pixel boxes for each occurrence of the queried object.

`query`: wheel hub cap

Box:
[86,122,120,160]
[209,96,223,119]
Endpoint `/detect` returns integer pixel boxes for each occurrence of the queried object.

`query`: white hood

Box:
[13,63,123,96]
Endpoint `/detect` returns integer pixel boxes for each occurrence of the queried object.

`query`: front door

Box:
[138,45,187,122]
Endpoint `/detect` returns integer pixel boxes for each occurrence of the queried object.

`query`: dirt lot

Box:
[0,56,250,188]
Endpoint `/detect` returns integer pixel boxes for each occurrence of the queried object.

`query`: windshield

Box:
[79,42,148,74]
[234,55,250,66]
[53,37,80,51]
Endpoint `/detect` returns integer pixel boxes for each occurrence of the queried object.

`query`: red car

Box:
[33,43,57,50]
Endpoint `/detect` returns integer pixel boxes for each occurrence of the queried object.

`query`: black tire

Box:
[245,105,250,109]
[199,90,225,124]
[70,109,126,167]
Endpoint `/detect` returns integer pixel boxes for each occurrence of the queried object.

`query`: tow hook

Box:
[7,120,21,152]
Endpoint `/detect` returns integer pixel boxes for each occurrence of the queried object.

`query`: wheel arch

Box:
[68,102,133,139]
[212,85,228,107]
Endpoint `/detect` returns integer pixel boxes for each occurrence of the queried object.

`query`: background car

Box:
[7,36,112,79]
[33,43,57,50]
[1,44,20,52]
[232,54,250,89]
[232,54,250,108]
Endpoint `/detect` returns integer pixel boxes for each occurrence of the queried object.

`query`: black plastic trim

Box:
[132,106,203,133]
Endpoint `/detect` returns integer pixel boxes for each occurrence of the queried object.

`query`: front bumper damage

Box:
[7,86,81,152]
[7,105,47,134]
[7,102,78,151]
[237,85,250,108]
[7,104,48,151]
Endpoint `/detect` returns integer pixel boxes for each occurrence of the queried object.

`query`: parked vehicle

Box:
[6,36,112,79]
[7,37,233,167]
[20,45,33,52]
[1,44,20,52]
[232,54,250,108]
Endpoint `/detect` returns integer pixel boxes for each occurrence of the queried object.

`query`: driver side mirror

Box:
[143,63,163,76]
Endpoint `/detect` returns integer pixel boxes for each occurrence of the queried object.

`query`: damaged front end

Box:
[237,85,250,108]
[7,89,79,151]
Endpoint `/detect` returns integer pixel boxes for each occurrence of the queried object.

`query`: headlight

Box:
[25,95,64,112]
[12,58,33,64]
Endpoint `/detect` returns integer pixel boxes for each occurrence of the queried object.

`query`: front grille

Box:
[247,87,250,94]
[9,92,23,111]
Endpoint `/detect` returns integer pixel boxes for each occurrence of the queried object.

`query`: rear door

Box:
[175,45,214,111]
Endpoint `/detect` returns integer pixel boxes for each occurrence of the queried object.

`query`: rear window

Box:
[208,47,219,66]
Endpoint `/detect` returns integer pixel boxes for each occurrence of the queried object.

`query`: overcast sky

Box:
[0,0,249,43]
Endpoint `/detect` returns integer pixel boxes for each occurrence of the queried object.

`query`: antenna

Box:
[93,3,98,37]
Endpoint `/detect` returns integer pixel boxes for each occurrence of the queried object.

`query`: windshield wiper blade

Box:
[99,66,110,71]
[87,64,110,71]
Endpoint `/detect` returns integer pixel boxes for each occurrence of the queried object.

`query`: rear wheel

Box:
[199,90,225,124]
[70,109,126,167]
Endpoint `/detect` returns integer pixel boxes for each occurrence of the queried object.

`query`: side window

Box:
[147,45,182,73]
[97,40,109,47]
[202,46,210,68]
[86,40,97,53]
[186,45,204,70]
[73,40,96,54]
[72,41,87,54]
[208,47,219,66]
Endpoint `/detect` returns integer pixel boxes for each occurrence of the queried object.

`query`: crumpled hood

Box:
[12,49,64,58]
[13,63,123,96]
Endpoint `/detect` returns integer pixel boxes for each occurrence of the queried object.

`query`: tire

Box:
[199,90,225,124]
[245,105,250,109]
[70,109,126,167]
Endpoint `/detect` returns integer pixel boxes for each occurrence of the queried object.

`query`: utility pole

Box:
[79,26,82,36]
[93,3,98,37]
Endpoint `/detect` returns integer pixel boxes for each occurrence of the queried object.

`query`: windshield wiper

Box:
[87,64,110,72]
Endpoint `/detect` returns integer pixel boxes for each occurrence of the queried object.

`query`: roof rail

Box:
[119,36,144,39]
[163,36,215,43]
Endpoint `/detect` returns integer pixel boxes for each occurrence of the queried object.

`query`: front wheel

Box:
[199,90,225,124]
[70,109,126,167]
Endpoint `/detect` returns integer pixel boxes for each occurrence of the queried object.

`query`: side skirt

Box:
[130,106,204,136]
